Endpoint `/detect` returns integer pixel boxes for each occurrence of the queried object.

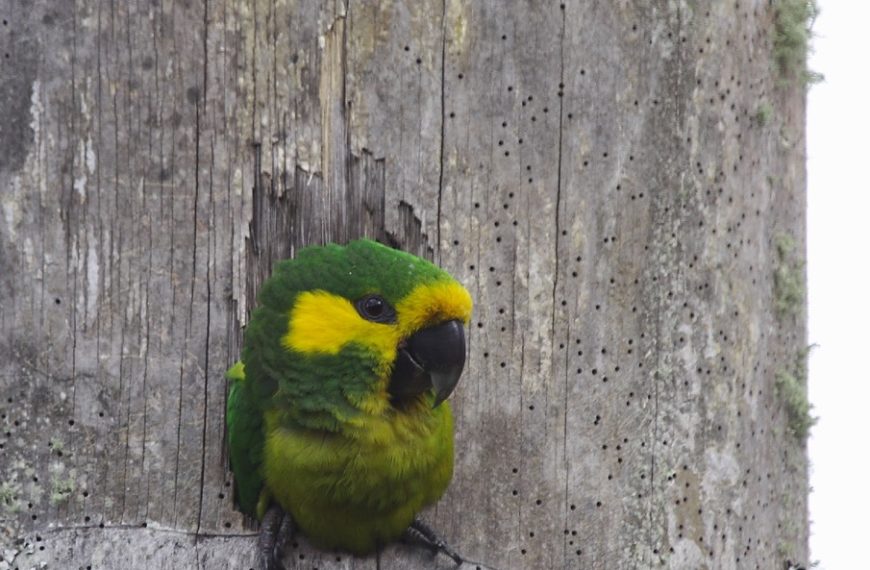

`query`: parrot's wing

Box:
[226,361,265,517]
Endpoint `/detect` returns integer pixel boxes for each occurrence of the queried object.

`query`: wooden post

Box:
[1,1,810,568]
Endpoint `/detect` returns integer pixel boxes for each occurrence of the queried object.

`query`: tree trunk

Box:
[0,1,809,569]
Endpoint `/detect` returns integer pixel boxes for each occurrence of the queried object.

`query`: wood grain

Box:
[0,1,809,568]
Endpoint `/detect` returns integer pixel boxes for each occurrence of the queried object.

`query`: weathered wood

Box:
[1,1,809,569]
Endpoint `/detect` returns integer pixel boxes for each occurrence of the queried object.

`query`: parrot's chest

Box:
[262,404,455,553]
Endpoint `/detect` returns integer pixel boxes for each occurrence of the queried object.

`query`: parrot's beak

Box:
[389,319,466,408]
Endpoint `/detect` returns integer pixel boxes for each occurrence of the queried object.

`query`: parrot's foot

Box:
[404,517,464,565]
[258,505,294,570]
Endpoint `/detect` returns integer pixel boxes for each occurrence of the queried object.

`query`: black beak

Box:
[389,319,466,408]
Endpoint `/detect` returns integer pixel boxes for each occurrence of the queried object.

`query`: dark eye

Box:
[355,295,396,323]
[363,297,384,317]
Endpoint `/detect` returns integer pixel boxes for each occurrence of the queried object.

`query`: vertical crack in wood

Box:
[248,166,290,307]
[195,0,211,541]
[68,0,81,500]
[250,0,258,140]
[553,6,569,564]
[436,0,448,263]
[320,15,349,244]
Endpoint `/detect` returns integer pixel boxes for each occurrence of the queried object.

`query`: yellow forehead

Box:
[395,280,473,336]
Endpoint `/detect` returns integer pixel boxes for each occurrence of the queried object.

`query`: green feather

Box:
[225,362,264,515]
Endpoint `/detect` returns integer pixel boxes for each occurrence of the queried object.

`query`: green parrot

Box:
[226,239,473,568]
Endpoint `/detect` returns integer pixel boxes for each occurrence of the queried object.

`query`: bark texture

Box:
[0,1,809,569]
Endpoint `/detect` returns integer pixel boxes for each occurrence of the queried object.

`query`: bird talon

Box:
[258,505,290,570]
[407,517,465,565]
[261,551,285,570]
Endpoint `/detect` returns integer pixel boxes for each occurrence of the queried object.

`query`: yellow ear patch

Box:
[281,291,399,363]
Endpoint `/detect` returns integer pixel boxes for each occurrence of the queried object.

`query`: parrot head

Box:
[242,239,473,431]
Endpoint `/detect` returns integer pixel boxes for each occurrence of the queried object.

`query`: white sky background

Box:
[807,2,870,569]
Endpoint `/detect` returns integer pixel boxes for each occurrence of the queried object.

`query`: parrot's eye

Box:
[355,295,396,324]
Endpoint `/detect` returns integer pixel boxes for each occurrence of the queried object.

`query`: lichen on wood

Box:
[773,0,823,86]
[775,346,816,441]
[774,233,806,318]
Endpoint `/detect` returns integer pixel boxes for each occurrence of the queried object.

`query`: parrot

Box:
[225,239,473,569]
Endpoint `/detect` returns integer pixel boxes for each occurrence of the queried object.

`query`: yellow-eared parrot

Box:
[226,239,473,568]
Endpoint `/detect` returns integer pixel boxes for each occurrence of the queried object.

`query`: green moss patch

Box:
[755,102,773,126]
[0,480,22,514]
[774,233,805,318]
[50,475,76,505]
[773,0,823,86]
[776,346,816,441]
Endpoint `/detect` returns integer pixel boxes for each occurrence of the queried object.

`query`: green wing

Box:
[226,361,265,516]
